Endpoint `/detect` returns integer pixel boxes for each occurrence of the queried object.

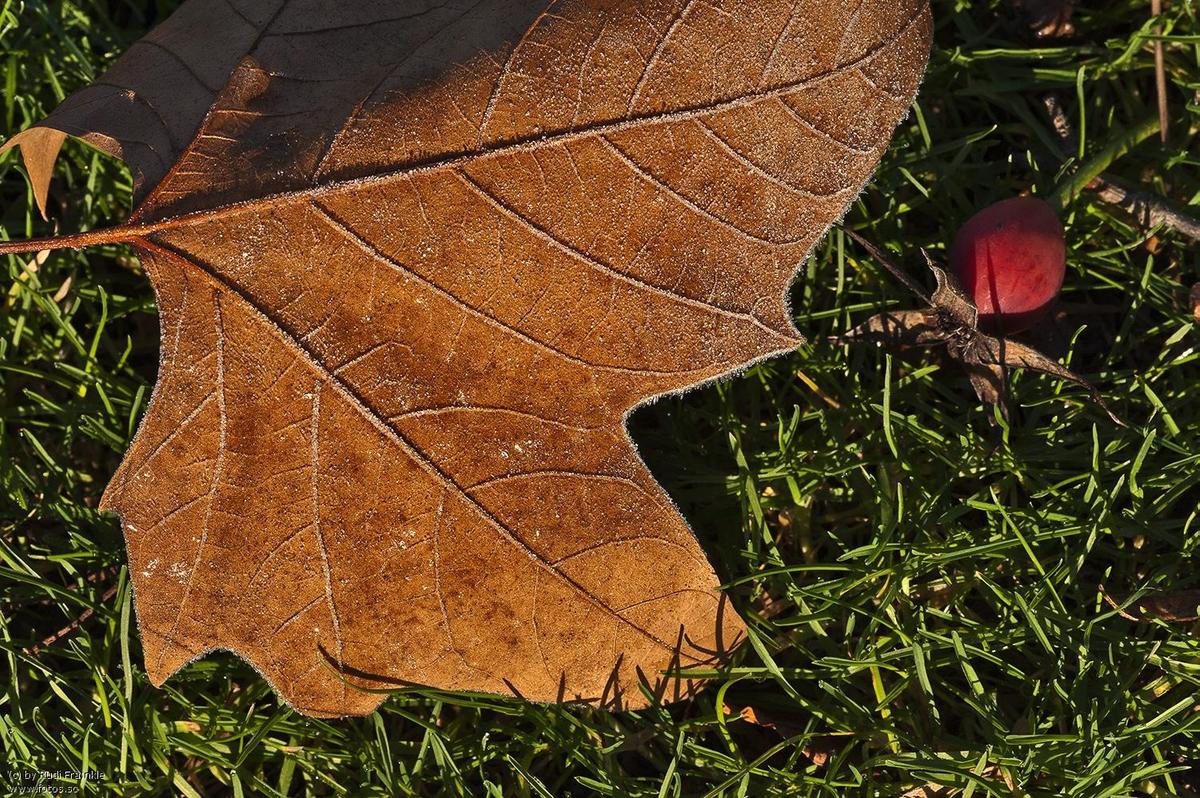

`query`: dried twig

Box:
[1152,0,1169,145]
[21,566,123,657]
[1089,176,1200,241]
[1043,94,1200,242]
[842,228,931,303]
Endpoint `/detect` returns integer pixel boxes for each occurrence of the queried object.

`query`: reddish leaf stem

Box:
[0,225,145,255]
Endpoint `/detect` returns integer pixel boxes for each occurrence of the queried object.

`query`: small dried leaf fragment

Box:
[1102,587,1200,623]
[3,0,932,716]
[0,128,66,220]
[726,701,813,741]
[839,309,943,348]
[1009,0,1076,38]
[965,333,1123,425]
[962,360,1013,420]
[928,259,979,329]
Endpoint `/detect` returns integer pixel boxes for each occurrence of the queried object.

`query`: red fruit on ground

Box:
[950,197,1067,334]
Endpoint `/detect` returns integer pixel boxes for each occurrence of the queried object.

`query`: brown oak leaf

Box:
[0,0,932,716]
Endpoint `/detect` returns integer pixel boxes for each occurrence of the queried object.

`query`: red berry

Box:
[950,197,1066,334]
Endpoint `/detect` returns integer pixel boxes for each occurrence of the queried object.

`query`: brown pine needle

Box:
[23,583,120,657]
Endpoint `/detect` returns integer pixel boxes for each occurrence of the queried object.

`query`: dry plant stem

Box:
[1042,93,1200,242]
[30,563,123,606]
[1152,0,1168,145]
[1090,176,1200,241]
[841,227,931,303]
[0,226,142,255]
[23,583,120,656]
[1100,584,1200,623]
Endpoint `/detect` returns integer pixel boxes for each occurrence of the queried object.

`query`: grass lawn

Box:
[2,0,1200,795]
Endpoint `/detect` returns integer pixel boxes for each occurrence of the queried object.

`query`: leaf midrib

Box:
[137,236,709,662]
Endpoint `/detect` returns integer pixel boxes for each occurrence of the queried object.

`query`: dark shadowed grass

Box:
[2,1,1199,795]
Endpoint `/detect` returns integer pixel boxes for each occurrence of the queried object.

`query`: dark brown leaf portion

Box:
[839,309,944,348]
[11,0,281,202]
[8,0,932,716]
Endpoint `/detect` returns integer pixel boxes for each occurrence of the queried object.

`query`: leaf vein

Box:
[138,238,687,657]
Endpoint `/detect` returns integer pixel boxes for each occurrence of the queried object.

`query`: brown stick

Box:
[22,583,119,656]
[840,227,931,304]
[1152,0,1169,145]
[1043,93,1199,242]
[21,567,123,657]
[1088,175,1200,241]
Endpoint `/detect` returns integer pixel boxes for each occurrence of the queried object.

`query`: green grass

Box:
[2,0,1199,795]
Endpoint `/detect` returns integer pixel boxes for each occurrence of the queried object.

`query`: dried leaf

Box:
[1009,0,1076,38]
[1191,283,1200,324]
[925,254,979,330]
[963,359,1014,422]
[966,334,1124,425]
[1102,587,1200,623]
[0,127,66,220]
[727,701,813,741]
[1,0,932,716]
[899,767,1013,798]
[838,309,944,348]
[52,276,73,304]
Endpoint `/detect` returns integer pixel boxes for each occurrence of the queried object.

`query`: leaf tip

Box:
[2,127,67,222]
